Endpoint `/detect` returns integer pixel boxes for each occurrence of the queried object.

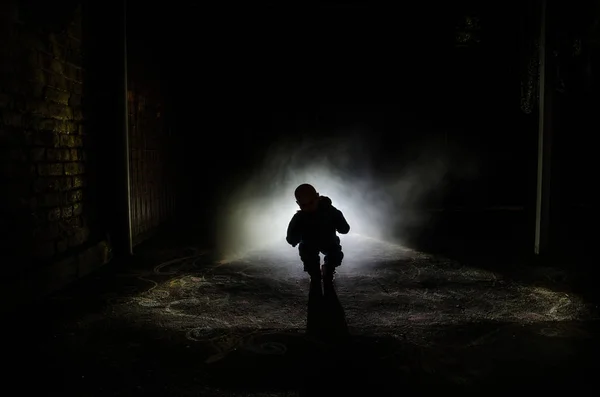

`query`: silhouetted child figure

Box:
[286,183,350,288]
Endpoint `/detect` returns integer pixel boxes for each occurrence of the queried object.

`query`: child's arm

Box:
[335,209,350,234]
[286,214,302,247]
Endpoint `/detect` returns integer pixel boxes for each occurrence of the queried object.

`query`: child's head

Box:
[294,183,320,212]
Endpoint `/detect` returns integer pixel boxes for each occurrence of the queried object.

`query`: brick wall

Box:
[0,1,109,308]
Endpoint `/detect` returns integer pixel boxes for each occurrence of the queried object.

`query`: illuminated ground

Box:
[5,234,599,396]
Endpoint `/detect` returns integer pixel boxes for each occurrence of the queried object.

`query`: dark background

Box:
[2,3,600,395]
[127,1,595,254]
[1,0,597,304]
[133,2,527,200]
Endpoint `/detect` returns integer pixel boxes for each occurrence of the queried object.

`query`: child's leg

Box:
[322,237,344,282]
[298,242,320,279]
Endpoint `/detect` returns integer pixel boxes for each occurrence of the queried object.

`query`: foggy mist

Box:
[215,125,478,262]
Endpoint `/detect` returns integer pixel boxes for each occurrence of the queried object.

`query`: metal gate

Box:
[127,85,175,245]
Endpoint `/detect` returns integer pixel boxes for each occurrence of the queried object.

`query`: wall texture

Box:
[0,1,110,310]
[0,0,179,310]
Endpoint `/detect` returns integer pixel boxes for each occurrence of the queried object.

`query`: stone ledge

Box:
[0,239,111,313]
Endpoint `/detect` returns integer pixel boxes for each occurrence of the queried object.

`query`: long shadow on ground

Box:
[3,228,599,396]
[5,306,598,396]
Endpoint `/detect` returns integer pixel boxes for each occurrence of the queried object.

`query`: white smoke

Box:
[214,125,477,263]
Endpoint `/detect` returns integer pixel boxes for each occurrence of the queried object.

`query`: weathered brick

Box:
[38,163,63,176]
[49,36,65,59]
[49,59,64,75]
[48,133,62,147]
[63,62,77,80]
[37,50,51,69]
[62,107,75,121]
[68,93,81,107]
[45,71,68,90]
[2,5,96,285]
[60,134,83,147]
[68,30,82,45]
[66,189,83,203]
[72,175,84,188]
[58,107,74,121]
[55,121,78,134]
[30,148,46,162]
[62,206,73,218]
[64,162,84,175]
[63,149,73,161]
[31,118,58,132]
[68,226,89,247]
[72,81,83,95]
[45,87,70,105]
[66,52,82,67]
[41,102,73,121]
[58,177,73,191]
[72,109,83,121]
[47,207,61,221]
[68,22,82,42]
[33,177,71,194]
[60,134,75,147]
[47,148,72,162]
[72,202,83,216]
[36,103,57,119]
[64,216,82,228]
[46,148,61,161]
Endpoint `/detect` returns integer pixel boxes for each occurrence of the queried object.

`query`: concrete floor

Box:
[4,232,598,396]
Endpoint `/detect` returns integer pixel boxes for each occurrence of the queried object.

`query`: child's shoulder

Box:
[319,196,333,206]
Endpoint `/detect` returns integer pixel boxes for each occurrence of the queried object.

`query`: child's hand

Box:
[286,235,299,247]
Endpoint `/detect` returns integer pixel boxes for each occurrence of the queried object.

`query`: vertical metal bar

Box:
[534,0,547,255]
[124,0,133,255]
